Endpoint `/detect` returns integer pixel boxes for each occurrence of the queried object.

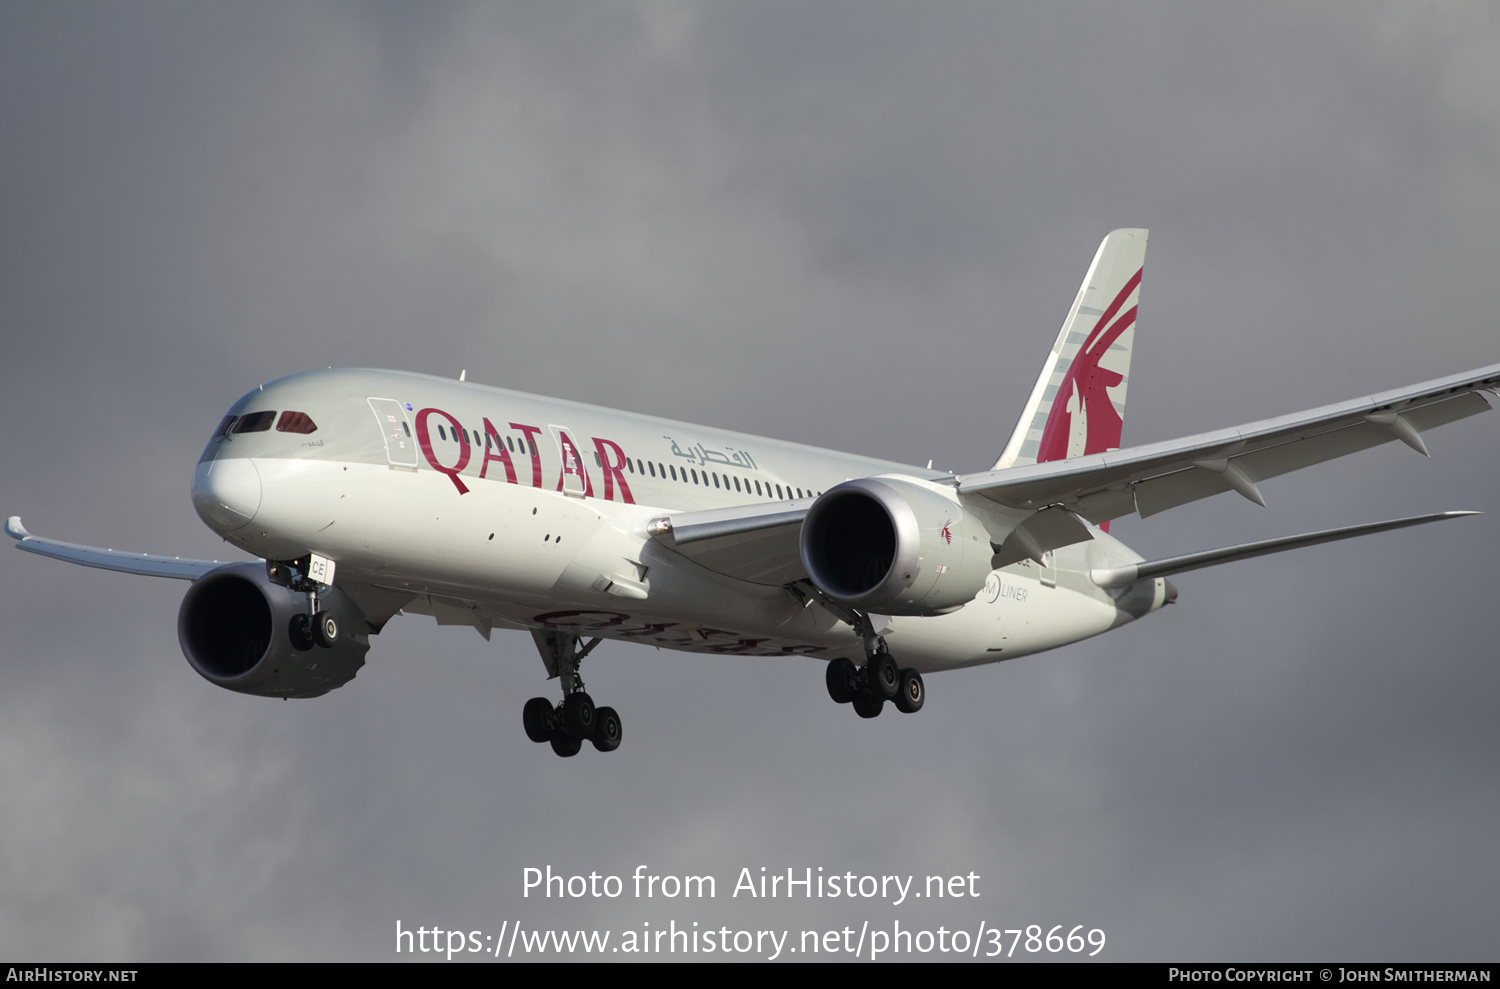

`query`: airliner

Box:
[10,229,1497,756]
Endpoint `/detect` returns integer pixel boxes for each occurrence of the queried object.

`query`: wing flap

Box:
[990,506,1095,568]
[670,523,808,585]
[1397,389,1493,432]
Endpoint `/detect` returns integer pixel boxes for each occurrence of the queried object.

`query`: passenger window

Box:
[691,469,699,484]
[402,422,411,437]
[734,477,741,492]
[776,484,783,499]
[670,465,677,481]
[438,425,448,441]
[754,480,762,496]
[713,474,720,488]
[233,411,275,433]
[649,462,656,477]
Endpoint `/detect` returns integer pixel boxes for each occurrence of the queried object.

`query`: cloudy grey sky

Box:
[2,1,1498,962]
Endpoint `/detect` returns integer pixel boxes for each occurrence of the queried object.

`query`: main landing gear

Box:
[786,582,928,721]
[524,630,622,757]
[823,612,924,720]
[825,651,924,718]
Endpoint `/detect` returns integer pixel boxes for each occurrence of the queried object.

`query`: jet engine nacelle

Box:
[177,562,370,699]
[800,476,993,616]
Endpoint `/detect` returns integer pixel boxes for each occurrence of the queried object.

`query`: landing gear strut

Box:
[789,582,929,721]
[269,555,340,651]
[523,629,622,756]
[821,612,925,720]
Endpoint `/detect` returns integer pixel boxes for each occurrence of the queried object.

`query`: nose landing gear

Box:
[270,555,341,651]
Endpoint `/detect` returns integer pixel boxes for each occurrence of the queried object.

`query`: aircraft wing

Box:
[6,516,235,581]
[647,498,815,585]
[958,363,1500,522]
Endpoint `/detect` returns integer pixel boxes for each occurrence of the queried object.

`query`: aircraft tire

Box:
[826,657,859,704]
[523,697,554,743]
[314,610,339,648]
[288,614,316,651]
[550,732,583,757]
[591,707,622,752]
[866,651,900,701]
[894,668,924,714]
[563,691,596,738]
[852,694,883,719]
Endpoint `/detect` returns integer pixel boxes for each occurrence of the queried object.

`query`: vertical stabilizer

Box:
[993,228,1148,471]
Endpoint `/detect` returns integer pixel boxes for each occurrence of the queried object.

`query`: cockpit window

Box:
[213,415,238,438]
[276,411,317,434]
[233,411,276,433]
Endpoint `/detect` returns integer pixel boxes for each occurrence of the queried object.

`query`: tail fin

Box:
[993,228,1148,471]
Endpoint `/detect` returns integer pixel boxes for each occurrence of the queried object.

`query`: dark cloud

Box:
[2,1,1497,961]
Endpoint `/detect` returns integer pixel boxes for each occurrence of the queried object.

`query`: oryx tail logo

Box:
[1036,266,1142,463]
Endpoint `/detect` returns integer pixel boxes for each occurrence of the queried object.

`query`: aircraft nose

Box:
[192,458,262,531]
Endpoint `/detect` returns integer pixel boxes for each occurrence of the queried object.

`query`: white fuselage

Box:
[192,368,1169,672]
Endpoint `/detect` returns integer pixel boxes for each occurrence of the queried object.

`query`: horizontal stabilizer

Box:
[1089,511,1478,588]
[6,515,236,581]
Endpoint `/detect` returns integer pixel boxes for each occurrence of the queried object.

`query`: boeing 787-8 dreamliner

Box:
[11,229,1496,756]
